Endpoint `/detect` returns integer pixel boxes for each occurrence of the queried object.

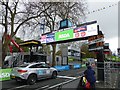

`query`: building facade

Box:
[68,44,81,61]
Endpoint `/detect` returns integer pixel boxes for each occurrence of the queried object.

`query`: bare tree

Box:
[46,2,87,66]
[0,0,51,68]
[28,2,87,66]
[0,1,87,67]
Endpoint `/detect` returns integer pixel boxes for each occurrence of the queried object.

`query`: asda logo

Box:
[0,69,11,81]
[59,33,70,38]
[55,29,73,41]
[0,73,10,78]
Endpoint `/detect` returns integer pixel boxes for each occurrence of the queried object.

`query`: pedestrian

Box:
[84,65,96,90]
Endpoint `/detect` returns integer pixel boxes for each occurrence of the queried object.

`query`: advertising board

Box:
[0,68,12,81]
[40,21,98,44]
[40,35,46,44]
[86,23,98,37]
[41,33,55,44]
[55,29,73,41]
[46,33,55,43]
[73,23,97,39]
[88,34,104,51]
[73,25,87,38]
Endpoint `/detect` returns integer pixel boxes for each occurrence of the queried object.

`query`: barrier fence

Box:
[104,62,120,89]
[96,61,120,89]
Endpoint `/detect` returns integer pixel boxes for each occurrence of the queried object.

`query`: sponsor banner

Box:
[40,21,98,44]
[73,32,86,38]
[41,33,55,44]
[73,23,97,38]
[0,68,12,81]
[54,65,70,71]
[86,23,98,36]
[40,35,46,44]
[46,33,55,43]
[74,25,87,33]
[55,29,73,41]
[89,38,104,45]
[88,34,104,51]
[89,46,104,51]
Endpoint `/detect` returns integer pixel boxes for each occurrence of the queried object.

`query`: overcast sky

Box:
[86,0,119,53]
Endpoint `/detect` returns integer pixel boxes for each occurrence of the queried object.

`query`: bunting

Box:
[86,3,118,15]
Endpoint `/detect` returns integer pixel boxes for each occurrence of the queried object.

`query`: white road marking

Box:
[41,85,50,89]
[57,75,76,79]
[7,85,29,90]
[45,79,74,90]
[35,79,74,90]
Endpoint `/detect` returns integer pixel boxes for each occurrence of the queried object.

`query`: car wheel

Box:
[52,71,57,79]
[27,74,37,85]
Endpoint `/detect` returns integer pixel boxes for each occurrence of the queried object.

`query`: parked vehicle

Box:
[4,52,47,68]
[10,62,58,85]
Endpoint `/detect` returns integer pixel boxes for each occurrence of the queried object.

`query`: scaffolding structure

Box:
[104,62,119,88]
[104,62,112,88]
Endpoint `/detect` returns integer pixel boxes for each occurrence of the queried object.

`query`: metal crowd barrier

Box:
[96,61,120,89]
[104,62,120,89]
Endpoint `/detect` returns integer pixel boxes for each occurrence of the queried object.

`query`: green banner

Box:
[55,29,73,41]
[0,68,12,81]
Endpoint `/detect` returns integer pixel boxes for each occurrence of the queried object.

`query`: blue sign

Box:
[46,33,55,43]
[73,64,81,69]
[74,25,87,33]
[38,70,43,75]
[54,65,70,71]
[38,70,44,75]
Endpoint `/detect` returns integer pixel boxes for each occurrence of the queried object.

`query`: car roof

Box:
[26,62,45,66]
[18,62,45,67]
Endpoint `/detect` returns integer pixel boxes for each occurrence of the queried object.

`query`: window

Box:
[42,64,50,68]
[29,64,50,68]
[29,64,42,68]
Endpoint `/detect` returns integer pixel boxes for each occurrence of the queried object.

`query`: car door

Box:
[40,64,52,77]
[29,64,46,79]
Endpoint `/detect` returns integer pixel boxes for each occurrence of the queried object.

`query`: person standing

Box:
[84,65,96,90]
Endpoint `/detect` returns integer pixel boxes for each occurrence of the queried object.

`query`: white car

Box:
[10,62,58,85]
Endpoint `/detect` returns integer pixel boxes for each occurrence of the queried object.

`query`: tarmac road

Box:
[2,67,86,90]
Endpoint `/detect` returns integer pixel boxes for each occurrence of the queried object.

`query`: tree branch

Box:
[2,1,13,15]
[14,4,52,35]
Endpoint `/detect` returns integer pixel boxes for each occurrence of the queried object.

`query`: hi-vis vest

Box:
[83,76,87,84]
